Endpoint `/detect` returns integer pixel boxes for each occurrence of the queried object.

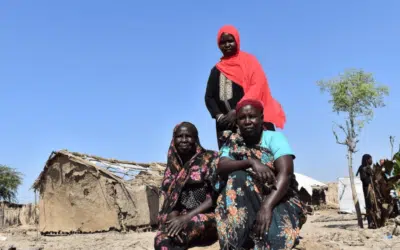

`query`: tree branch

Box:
[332,125,347,145]
[333,122,348,137]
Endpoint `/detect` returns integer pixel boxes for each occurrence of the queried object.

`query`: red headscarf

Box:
[236,98,264,113]
[216,25,286,129]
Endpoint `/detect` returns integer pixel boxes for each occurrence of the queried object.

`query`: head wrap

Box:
[216,25,286,129]
[236,98,264,113]
[361,154,372,166]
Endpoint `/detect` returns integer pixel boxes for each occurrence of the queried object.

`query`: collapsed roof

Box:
[32,149,166,190]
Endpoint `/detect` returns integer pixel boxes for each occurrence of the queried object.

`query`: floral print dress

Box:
[154,126,219,250]
[213,131,306,250]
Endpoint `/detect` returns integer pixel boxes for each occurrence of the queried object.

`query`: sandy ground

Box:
[1,210,400,250]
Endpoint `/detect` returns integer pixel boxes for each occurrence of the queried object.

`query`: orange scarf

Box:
[216,25,286,129]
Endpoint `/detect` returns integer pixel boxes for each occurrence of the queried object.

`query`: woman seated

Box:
[214,99,306,249]
[155,122,219,250]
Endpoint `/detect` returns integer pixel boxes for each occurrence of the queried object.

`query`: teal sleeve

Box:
[269,132,295,160]
[219,145,234,159]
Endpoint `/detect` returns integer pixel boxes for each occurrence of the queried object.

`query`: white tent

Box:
[294,172,327,196]
[338,177,366,214]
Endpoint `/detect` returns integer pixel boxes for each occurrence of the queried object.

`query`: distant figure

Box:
[154,122,218,249]
[205,25,286,148]
[213,99,305,249]
[356,154,374,228]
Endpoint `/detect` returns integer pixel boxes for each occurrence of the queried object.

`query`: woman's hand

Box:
[253,204,273,239]
[166,210,179,221]
[224,109,236,126]
[249,159,276,184]
[217,110,236,129]
[166,214,191,237]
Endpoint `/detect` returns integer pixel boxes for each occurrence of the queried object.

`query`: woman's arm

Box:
[253,155,293,238]
[218,157,275,183]
[167,197,213,237]
[186,197,212,218]
[205,67,223,119]
[261,155,293,209]
[168,198,212,221]
[217,157,253,176]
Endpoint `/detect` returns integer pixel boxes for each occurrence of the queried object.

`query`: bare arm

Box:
[167,197,213,237]
[253,155,294,237]
[262,155,293,210]
[186,197,212,218]
[217,157,253,177]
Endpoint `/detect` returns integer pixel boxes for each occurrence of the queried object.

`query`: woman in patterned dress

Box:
[213,99,306,250]
[154,122,218,250]
[204,25,286,148]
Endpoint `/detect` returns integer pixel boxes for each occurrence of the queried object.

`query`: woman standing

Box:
[356,154,374,228]
[205,25,286,148]
[213,98,305,249]
[154,122,218,249]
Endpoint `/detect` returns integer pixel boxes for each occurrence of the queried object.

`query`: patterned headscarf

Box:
[158,122,218,225]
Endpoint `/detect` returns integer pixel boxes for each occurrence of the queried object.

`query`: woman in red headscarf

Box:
[205,25,286,148]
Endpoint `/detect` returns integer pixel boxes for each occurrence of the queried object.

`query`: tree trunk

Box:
[348,150,364,228]
[391,146,394,159]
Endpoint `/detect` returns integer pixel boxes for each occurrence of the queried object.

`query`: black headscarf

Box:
[356,154,372,176]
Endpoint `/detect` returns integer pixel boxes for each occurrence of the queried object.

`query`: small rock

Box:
[395,216,400,225]
[393,225,400,236]
[361,230,375,239]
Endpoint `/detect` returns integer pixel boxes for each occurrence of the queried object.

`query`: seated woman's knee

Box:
[228,170,249,182]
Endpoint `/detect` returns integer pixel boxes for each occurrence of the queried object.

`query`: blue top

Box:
[220,131,295,163]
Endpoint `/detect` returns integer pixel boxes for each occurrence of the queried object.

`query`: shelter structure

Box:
[294,173,328,206]
[32,150,165,235]
[338,177,366,214]
[0,201,37,228]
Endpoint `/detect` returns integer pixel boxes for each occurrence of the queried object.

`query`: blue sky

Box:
[1,1,399,203]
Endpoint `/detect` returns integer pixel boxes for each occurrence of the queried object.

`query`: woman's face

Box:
[174,125,197,155]
[236,105,263,138]
[368,157,373,165]
[219,33,238,57]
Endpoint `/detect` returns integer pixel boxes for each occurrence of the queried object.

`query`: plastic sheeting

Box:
[338,177,366,214]
[294,172,327,195]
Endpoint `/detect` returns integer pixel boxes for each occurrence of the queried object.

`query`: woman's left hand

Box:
[253,204,273,239]
[166,214,191,237]
[224,109,236,127]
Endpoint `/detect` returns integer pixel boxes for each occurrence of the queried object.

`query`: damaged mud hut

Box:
[0,201,38,228]
[32,150,166,235]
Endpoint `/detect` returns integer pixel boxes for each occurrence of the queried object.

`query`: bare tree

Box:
[317,69,389,228]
